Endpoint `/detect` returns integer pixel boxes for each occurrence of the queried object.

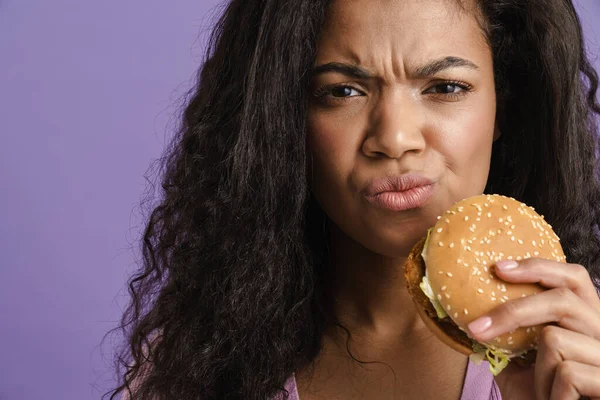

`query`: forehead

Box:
[316,0,489,69]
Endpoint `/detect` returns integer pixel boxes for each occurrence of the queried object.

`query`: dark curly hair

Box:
[104,0,600,399]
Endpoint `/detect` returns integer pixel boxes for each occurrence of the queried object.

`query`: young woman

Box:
[107,0,600,399]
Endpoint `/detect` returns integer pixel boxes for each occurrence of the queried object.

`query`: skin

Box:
[299,0,600,399]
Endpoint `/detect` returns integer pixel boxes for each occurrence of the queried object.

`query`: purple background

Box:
[0,1,598,399]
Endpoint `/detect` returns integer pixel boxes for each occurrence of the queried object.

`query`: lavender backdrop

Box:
[0,1,598,399]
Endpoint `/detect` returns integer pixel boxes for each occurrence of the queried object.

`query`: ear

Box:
[493,123,501,142]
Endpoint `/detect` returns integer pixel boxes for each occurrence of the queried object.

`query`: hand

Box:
[465,258,600,400]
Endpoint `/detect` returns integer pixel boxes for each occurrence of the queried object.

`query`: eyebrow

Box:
[311,56,479,79]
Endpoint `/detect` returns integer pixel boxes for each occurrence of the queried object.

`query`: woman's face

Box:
[307,0,498,258]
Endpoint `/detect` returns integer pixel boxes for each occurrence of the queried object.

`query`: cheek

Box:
[306,111,360,189]
[433,104,496,187]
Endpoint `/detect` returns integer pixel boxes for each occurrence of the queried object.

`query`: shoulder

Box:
[272,374,299,400]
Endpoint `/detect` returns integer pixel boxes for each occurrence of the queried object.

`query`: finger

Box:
[467,287,600,342]
[549,361,600,400]
[535,325,600,400]
[494,258,600,311]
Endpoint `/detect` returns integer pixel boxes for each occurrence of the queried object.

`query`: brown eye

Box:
[431,84,464,94]
[330,86,361,97]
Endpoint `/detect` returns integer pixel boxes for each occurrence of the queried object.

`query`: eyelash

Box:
[313,80,473,103]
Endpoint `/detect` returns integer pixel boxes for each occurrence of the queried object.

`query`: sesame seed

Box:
[437,228,443,233]
[445,219,450,223]
[438,271,444,274]
[534,251,540,256]
[449,243,455,248]
[437,216,442,220]
[500,298,506,303]
[469,227,476,233]
[491,297,497,301]
[441,286,447,291]
[486,279,490,284]
[507,231,513,235]
[477,288,484,294]
[516,256,522,261]
[438,241,444,247]
[446,305,451,311]
[457,259,462,264]
[502,205,508,210]
[437,294,442,300]
[476,218,481,221]
[454,312,458,318]
[487,212,492,218]
[446,272,453,277]
[511,236,516,241]
[464,216,469,221]
[445,293,451,299]
[518,239,524,245]
[507,256,513,260]
[464,309,469,315]
[479,277,485,282]
[532,240,537,247]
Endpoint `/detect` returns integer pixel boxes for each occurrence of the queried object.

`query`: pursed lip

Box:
[362,174,436,197]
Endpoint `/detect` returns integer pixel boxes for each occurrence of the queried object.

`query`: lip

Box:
[363,174,436,211]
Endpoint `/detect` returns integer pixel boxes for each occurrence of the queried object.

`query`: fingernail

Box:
[495,260,518,271]
[468,316,492,335]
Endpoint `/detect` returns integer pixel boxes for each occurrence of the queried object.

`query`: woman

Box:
[106,0,600,399]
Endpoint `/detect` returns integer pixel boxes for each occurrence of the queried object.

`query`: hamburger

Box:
[404,194,566,375]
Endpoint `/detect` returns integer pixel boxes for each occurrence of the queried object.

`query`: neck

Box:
[325,223,423,341]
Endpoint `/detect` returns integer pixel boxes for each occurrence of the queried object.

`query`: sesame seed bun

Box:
[404,194,565,367]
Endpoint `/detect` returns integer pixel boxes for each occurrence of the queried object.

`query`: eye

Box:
[431,84,464,94]
[313,84,364,100]
[329,86,362,98]
[424,81,473,98]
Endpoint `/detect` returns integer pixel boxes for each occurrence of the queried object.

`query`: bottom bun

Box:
[412,297,473,356]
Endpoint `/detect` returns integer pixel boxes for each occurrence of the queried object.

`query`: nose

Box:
[362,92,426,159]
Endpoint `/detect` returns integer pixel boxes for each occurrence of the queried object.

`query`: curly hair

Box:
[104,0,600,399]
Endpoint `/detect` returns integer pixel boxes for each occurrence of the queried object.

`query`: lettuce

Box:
[471,342,511,375]
[419,228,448,319]
[485,347,510,376]
[419,276,448,319]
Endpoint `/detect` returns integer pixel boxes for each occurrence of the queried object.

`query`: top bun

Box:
[424,194,565,354]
